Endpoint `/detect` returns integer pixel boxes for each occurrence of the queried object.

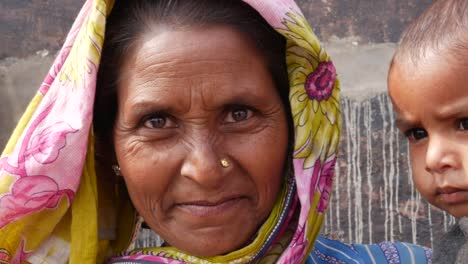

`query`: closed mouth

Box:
[436,187,468,204]
[179,196,245,206]
[176,196,247,217]
[436,186,463,195]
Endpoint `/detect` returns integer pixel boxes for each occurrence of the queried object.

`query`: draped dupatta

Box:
[0,0,340,263]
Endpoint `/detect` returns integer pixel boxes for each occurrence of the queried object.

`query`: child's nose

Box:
[425,136,458,173]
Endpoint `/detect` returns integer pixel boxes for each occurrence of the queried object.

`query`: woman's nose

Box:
[180,143,225,188]
[425,136,458,173]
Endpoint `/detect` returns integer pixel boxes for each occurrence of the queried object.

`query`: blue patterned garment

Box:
[307,235,432,264]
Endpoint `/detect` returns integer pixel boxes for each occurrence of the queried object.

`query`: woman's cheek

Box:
[117,138,173,201]
[236,124,286,196]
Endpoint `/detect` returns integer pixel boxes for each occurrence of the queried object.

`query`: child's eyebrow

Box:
[395,116,413,128]
[433,97,468,120]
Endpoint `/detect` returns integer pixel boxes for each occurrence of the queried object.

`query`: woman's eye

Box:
[404,128,428,141]
[458,118,468,130]
[225,108,253,123]
[143,115,176,129]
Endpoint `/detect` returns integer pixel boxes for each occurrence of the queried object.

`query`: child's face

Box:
[389,56,468,218]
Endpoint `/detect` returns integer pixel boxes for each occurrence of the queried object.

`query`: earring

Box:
[112,164,122,176]
[220,158,230,168]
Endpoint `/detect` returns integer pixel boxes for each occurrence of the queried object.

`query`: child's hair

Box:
[392,0,468,68]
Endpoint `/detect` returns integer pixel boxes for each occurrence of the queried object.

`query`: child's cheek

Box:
[410,150,437,204]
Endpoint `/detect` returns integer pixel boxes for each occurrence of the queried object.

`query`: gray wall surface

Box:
[1,0,445,249]
[1,0,432,59]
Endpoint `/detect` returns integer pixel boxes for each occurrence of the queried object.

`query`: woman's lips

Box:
[437,187,468,204]
[176,197,246,217]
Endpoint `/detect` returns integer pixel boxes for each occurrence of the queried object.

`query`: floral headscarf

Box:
[0,0,340,263]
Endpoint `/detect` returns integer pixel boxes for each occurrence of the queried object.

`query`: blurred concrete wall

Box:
[0,0,432,59]
[1,0,446,249]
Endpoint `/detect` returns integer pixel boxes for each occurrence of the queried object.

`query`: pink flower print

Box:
[242,0,301,29]
[24,122,77,164]
[0,248,11,263]
[0,175,73,228]
[40,70,57,95]
[111,255,187,264]
[284,224,308,263]
[11,239,29,264]
[313,157,336,213]
[305,61,337,101]
[39,46,70,95]
[293,158,318,215]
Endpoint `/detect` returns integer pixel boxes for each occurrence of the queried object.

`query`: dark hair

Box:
[93,0,290,146]
[392,0,468,67]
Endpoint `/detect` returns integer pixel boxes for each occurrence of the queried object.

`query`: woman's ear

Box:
[93,135,121,182]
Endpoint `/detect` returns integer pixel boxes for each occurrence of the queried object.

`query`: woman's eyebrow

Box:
[219,93,262,104]
[127,101,173,117]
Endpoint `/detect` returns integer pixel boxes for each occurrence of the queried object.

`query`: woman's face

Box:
[113,26,289,256]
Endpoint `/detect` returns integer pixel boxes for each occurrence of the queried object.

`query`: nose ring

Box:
[220,158,230,168]
[112,164,122,176]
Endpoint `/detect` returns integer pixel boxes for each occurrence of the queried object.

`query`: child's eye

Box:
[143,114,177,129]
[224,106,254,123]
[458,118,468,130]
[404,128,428,141]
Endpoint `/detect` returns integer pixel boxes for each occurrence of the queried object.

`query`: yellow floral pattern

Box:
[0,1,341,263]
[59,0,110,84]
[278,12,341,167]
[0,0,112,263]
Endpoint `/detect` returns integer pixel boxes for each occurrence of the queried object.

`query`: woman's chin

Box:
[184,246,238,258]
[165,233,251,257]
[147,199,264,256]
[158,219,258,257]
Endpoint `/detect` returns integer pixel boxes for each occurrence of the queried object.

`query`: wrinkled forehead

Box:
[117,26,281,107]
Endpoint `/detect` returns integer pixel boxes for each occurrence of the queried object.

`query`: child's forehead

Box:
[390,51,465,86]
[389,55,468,120]
[387,59,424,93]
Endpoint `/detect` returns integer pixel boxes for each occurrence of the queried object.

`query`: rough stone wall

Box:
[1,0,443,250]
[0,0,83,59]
[0,0,432,58]
[300,0,433,43]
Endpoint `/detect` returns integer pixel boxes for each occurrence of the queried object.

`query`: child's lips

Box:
[437,187,468,204]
